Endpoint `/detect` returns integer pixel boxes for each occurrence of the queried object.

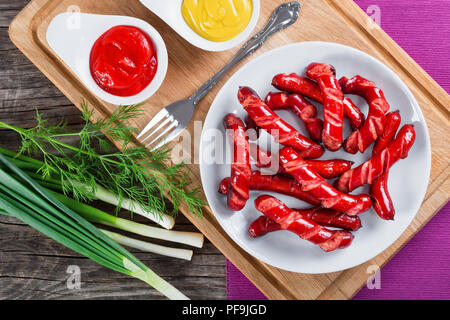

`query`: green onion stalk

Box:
[48,189,199,261]
[0,153,188,300]
[100,229,193,261]
[0,147,175,229]
[47,189,204,248]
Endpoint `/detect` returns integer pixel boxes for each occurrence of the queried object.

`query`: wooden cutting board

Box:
[9,0,450,299]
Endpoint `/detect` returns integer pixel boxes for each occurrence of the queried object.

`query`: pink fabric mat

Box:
[226,0,450,300]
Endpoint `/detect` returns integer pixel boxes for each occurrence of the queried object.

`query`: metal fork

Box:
[137,1,301,150]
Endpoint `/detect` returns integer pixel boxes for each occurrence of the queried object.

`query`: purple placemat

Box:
[226,0,450,300]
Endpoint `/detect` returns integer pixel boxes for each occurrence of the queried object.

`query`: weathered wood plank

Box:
[0,0,29,27]
[0,0,227,300]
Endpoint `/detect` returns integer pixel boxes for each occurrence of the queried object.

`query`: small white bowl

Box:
[46,13,168,105]
[140,0,260,52]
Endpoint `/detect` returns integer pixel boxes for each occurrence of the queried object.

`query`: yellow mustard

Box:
[181,0,253,42]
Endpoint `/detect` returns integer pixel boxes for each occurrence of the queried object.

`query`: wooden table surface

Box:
[0,0,226,300]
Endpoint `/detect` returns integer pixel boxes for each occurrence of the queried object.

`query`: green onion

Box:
[0,148,175,229]
[48,189,204,248]
[0,105,205,224]
[101,229,193,261]
[0,153,188,300]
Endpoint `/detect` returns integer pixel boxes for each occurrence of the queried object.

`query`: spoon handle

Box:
[191,1,301,105]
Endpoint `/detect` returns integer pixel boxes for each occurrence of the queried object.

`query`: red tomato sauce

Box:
[89,25,158,97]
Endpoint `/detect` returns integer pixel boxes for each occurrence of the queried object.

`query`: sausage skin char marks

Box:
[249,207,362,237]
[249,143,353,179]
[223,113,252,211]
[340,75,391,154]
[337,124,416,193]
[305,63,345,151]
[370,111,402,220]
[279,147,372,216]
[219,171,321,206]
[272,73,365,130]
[265,91,323,142]
[254,195,354,252]
[238,86,324,159]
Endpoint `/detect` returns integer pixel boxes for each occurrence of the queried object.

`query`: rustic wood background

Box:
[0,0,226,300]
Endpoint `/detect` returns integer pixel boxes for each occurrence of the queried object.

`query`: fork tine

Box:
[151,126,184,151]
[146,120,179,148]
[140,115,174,144]
[136,108,169,139]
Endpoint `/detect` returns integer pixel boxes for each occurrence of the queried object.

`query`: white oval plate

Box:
[139,0,260,52]
[46,13,168,105]
[199,42,431,274]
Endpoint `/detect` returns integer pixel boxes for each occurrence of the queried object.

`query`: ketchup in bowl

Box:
[89,25,158,97]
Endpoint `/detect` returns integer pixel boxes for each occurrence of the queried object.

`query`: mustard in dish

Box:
[181,0,253,42]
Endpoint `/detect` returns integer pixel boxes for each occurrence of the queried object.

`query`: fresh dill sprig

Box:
[0,102,205,218]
